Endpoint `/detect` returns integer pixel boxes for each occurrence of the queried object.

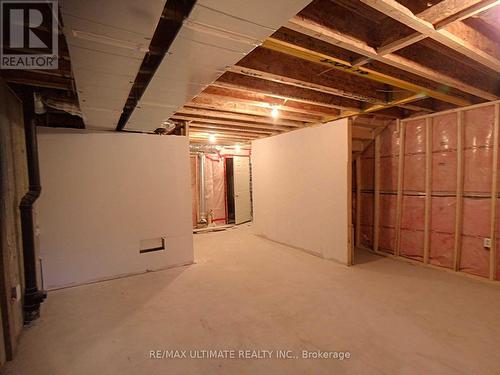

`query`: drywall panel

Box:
[252,119,349,263]
[37,129,193,288]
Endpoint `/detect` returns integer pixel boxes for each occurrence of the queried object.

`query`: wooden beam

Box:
[395,119,405,256]
[189,129,263,139]
[215,72,363,111]
[360,0,500,73]
[178,107,306,128]
[171,114,293,132]
[264,36,476,106]
[199,87,341,117]
[287,16,496,101]
[229,65,385,104]
[423,118,433,264]
[356,156,362,247]
[352,140,365,153]
[374,135,381,252]
[189,96,322,123]
[372,0,500,59]
[352,126,374,140]
[189,123,277,136]
[454,111,465,271]
[489,103,499,280]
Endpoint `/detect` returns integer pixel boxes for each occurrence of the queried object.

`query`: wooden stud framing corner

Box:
[453,111,464,272]
[395,119,405,257]
[423,117,433,264]
[355,155,362,250]
[373,135,381,252]
[489,104,499,280]
[348,118,354,266]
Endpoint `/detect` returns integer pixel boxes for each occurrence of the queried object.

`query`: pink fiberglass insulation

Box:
[380,121,400,157]
[380,194,397,228]
[429,196,456,268]
[400,229,424,260]
[379,194,397,254]
[463,106,494,195]
[432,113,457,152]
[460,198,490,276]
[460,236,490,278]
[380,156,398,191]
[401,195,425,231]
[379,227,396,254]
[361,157,374,190]
[360,104,500,280]
[400,195,424,260]
[464,148,493,194]
[432,151,457,193]
[405,119,426,154]
[359,142,375,248]
[403,154,426,192]
[204,156,226,224]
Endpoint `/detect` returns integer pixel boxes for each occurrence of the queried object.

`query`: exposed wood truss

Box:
[174,0,499,147]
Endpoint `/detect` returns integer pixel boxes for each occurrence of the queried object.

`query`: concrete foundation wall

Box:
[37,129,194,289]
[251,119,350,264]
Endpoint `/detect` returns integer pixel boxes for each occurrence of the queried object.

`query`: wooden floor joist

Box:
[360,0,500,73]
[286,16,497,101]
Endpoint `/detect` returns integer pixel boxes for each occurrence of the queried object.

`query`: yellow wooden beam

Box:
[263,37,470,107]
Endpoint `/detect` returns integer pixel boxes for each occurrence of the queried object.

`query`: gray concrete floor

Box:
[2,224,500,375]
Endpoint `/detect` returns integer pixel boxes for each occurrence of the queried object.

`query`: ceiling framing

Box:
[169,0,499,148]
[0,0,498,149]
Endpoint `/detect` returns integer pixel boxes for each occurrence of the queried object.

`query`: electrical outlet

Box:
[483,238,491,249]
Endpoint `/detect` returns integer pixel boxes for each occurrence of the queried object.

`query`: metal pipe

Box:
[198,153,207,226]
[20,117,46,324]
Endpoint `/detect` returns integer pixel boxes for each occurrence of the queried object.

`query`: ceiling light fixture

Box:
[271,106,280,118]
[208,134,217,143]
[235,144,241,152]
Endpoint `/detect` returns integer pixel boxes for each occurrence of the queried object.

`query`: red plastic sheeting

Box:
[204,156,226,224]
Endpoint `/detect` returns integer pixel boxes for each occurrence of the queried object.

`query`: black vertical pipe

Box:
[20,96,46,324]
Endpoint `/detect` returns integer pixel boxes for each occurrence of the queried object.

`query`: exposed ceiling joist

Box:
[198,88,340,117]
[178,107,306,128]
[212,75,363,111]
[287,16,497,101]
[368,0,500,61]
[188,96,322,123]
[172,114,294,132]
[360,0,500,73]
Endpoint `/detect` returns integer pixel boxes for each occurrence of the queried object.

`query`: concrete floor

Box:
[2,224,500,375]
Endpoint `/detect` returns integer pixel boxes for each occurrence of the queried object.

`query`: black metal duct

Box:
[116,0,197,131]
[20,112,46,324]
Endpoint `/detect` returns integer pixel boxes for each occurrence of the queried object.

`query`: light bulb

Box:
[235,144,241,152]
[208,134,216,143]
[271,107,279,118]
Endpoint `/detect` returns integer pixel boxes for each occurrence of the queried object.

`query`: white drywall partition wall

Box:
[37,128,193,288]
[252,119,350,264]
